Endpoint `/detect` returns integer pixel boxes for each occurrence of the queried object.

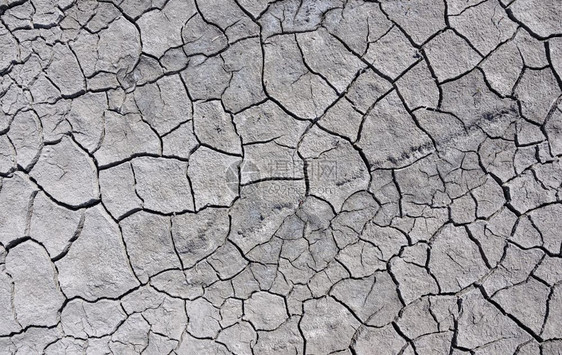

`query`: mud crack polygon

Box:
[0,0,561,354]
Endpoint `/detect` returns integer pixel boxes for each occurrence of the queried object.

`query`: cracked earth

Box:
[0,0,562,354]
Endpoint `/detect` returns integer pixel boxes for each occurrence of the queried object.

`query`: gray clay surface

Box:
[0,0,562,353]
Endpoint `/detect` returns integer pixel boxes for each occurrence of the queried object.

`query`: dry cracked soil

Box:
[0,0,562,354]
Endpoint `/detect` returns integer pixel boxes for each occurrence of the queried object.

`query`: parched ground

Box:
[0,0,562,354]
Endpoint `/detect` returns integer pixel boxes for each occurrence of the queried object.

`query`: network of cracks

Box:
[0,0,562,354]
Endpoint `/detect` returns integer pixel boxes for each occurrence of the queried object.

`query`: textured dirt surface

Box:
[1,0,562,354]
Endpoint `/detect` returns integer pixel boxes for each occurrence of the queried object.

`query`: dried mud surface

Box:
[1,0,562,354]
